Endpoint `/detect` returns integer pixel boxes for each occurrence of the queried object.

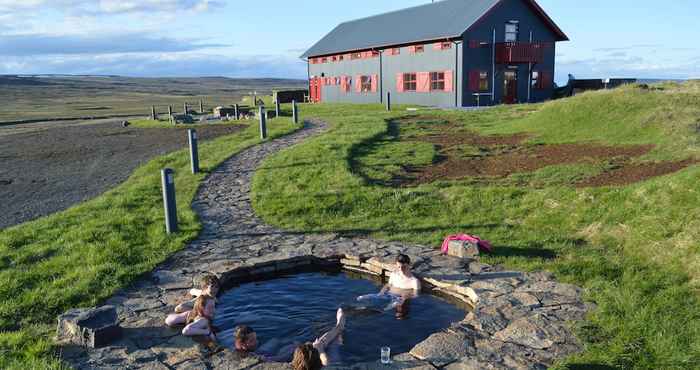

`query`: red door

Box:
[309,77,322,103]
[503,71,518,104]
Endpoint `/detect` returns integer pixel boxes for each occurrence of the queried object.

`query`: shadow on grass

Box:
[347,116,422,187]
[563,365,618,370]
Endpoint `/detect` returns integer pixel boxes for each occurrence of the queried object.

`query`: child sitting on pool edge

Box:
[181,294,217,342]
[165,273,220,327]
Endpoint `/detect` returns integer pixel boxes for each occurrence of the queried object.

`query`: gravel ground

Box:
[0,118,246,230]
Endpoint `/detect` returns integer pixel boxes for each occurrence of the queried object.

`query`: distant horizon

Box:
[0,1,698,84]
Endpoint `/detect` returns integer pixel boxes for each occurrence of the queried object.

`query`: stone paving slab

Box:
[59,119,591,370]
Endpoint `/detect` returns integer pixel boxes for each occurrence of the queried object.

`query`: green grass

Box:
[129,117,253,128]
[252,83,700,369]
[0,114,299,368]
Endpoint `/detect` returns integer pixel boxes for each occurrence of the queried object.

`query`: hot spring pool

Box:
[213,272,467,364]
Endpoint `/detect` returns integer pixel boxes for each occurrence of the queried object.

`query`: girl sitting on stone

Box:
[165,274,220,327]
[181,294,217,342]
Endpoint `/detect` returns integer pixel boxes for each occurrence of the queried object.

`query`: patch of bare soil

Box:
[577,158,699,187]
[0,120,247,230]
[392,116,698,187]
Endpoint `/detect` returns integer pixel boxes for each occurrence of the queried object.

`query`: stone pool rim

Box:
[212,253,479,311]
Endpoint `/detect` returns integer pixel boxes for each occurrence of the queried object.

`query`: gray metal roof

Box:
[301,0,567,59]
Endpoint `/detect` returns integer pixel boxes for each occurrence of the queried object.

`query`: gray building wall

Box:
[308,43,462,107]
[463,0,558,106]
[308,0,560,107]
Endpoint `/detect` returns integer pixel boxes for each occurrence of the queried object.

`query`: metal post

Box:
[259,106,267,139]
[160,168,178,234]
[168,105,173,117]
[234,104,239,120]
[275,96,280,117]
[386,92,391,111]
[199,100,204,114]
[183,102,188,115]
[151,106,156,120]
[188,129,199,174]
[292,100,298,124]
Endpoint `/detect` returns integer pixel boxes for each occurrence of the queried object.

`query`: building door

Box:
[309,77,322,103]
[503,71,518,104]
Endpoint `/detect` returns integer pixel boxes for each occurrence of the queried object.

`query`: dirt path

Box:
[0,119,246,230]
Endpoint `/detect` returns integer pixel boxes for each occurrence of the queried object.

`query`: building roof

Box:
[301,0,568,59]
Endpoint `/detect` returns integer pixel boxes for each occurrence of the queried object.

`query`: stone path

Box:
[59,120,591,370]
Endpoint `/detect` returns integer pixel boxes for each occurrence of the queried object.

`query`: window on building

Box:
[430,72,445,91]
[441,42,452,50]
[339,55,344,61]
[351,52,362,60]
[321,57,328,63]
[531,71,540,88]
[391,48,400,55]
[505,22,519,42]
[361,76,372,93]
[410,45,425,54]
[479,72,489,91]
[403,73,417,91]
[371,50,380,57]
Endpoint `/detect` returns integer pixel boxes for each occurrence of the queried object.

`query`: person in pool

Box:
[383,254,420,295]
[234,308,346,366]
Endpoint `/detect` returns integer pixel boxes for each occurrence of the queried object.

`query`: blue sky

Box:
[0,0,698,83]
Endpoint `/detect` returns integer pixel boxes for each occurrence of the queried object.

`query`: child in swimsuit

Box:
[181,294,217,342]
[165,274,220,327]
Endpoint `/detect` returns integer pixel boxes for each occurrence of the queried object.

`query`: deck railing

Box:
[495,42,549,63]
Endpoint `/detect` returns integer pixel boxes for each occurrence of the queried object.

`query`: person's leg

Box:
[313,308,346,365]
[182,317,213,338]
[165,311,189,327]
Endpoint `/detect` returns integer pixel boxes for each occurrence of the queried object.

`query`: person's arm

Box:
[380,272,396,294]
[182,318,213,338]
[189,288,203,297]
[174,298,196,314]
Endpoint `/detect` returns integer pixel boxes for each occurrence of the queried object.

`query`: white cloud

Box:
[0,33,227,56]
[0,0,221,15]
[0,52,307,79]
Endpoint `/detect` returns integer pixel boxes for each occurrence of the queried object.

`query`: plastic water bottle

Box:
[381,346,391,364]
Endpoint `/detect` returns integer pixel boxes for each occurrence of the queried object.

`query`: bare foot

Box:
[336,308,346,328]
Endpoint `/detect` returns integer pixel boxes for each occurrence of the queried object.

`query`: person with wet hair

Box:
[355,254,420,317]
[382,254,420,293]
[234,308,346,367]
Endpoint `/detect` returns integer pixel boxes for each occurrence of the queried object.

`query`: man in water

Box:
[382,254,420,294]
[355,254,420,317]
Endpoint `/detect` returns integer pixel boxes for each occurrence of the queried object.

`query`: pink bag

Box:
[441,234,493,254]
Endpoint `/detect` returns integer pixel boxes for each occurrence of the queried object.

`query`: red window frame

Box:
[430,72,446,91]
[390,48,400,55]
[414,45,424,53]
[360,76,372,93]
[403,73,417,91]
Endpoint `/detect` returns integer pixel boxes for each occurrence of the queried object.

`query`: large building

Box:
[301,0,568,107]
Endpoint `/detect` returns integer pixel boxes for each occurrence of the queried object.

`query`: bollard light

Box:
[259,106,267,139]
[188,129,199,174]
[161,168,178,234]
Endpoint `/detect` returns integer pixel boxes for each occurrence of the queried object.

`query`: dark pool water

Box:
[213,272,466,364]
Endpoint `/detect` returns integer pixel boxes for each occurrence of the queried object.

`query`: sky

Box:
[0,0,698,84]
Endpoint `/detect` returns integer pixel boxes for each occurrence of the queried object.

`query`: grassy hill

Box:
[252,82,700,369]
